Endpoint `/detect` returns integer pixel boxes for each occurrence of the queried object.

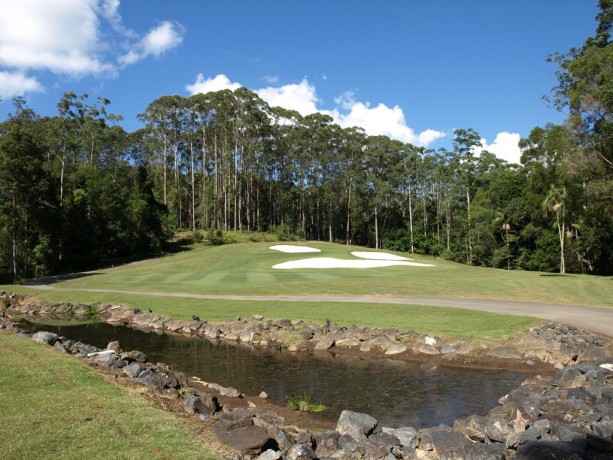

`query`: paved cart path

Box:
[27,283,613,337]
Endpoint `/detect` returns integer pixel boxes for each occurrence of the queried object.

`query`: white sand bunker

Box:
[269,244,321,254]
[351,251,410,261]
[273,258,434,269]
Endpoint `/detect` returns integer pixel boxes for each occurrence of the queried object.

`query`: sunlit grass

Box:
[0,332,217,459]
[8,242,609,306]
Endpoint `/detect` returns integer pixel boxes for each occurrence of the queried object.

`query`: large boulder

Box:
[336,410,377,440]
[215,424,273,457]
[31,331,58,346]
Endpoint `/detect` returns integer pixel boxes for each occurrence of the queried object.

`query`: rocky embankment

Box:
[1,292,612,459]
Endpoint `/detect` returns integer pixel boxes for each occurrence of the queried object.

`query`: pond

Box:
[25,320,529,428]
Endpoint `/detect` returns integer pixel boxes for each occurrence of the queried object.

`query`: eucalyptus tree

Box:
[452,128,482,264]
[138,94,186,220]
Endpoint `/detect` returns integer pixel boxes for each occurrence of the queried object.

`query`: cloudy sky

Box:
[0,1,600,164]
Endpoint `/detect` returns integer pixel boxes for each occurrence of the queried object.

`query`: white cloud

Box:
[332,92,445,147]
[186,73,242,94]
[185,74,445,147]
[0,70,43,98]
[474,132,522,164]
[119,21,184,66]
[0,0,112,76]
[0,0,183,95]
[256,78,320,115]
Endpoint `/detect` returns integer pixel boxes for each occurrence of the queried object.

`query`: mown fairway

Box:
[22,242,613,306]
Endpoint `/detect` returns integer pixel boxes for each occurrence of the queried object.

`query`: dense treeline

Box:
[1,2,611,279]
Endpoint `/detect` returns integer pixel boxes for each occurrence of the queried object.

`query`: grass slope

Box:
[18,242,613,305]
[0,332,216,459]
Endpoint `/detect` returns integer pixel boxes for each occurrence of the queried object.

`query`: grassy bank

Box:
[0,332,217,459]
[8,242,611,306]
[2,289,540,340]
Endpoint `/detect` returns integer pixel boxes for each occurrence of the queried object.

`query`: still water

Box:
[26,321,528,428]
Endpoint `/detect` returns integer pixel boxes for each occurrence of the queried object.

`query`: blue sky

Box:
[0,1,600,163]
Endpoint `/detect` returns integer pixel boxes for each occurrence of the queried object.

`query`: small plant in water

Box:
[286,394,327,413]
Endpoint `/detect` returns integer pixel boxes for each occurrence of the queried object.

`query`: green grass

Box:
[0,332,217,459]
[9,242,611,306]
[2,289,540,340]
[287,394,328,413]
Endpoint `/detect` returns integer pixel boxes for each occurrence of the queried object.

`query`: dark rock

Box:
[363,432,400,458]
[578,346,606,362]
[453,415,487,441]
[53,341,69,353]
[593,420,613,439]
[462,443,506,460]
[286,443,316,460]
[120,350,148,363]
[137,368,176,391]
[215,424,274,456]
[419,426,472,458]
[74,342,100,357]
[219,408,254,429]
[313,430,340,458]
[515,440,587,459]
[485,418,513,443]
[123,362,146,379]
[336,410,378,440]
[31,331,58,345]
[294,430,314,448]
[184,395,206,415]
[272,427,295,451]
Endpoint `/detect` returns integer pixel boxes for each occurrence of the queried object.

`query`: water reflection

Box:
[25,321,526,428]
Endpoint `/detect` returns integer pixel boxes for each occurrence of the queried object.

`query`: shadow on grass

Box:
[539,274,570,277]
[23,272,101,286]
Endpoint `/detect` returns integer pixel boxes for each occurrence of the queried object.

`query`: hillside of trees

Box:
[1,3,612,279]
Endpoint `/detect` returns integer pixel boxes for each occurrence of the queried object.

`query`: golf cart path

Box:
[29,284,613,337]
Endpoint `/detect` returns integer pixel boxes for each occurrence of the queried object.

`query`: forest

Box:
[0,3,612,280]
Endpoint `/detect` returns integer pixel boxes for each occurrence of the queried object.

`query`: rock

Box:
[257,450,282,460]
[385,344,407,355]
[453,415,487,441]
[336,410,377,440]
[92,351,124,368]
[515,440,587,459]
[137,368,176,391]
[313,431,340,458]
[286,444,317,460]
[382,427,418,447]
[414,342,440,354]
[314,337,335,351]
[335,337,361,348]
[31,331,58,345]
[120,350,148,363]
[259,391,269,399]
[215,424,273,456]
[208,382,241,397]
[184,395,205,414]
[452,443,506,460]
[106,340,123,353]
[295,430,314,447]
[592,420,613,439]
[273,427,295,451]
[485,419,513,443]
[123,362,146,379]
[419,426,472,458]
